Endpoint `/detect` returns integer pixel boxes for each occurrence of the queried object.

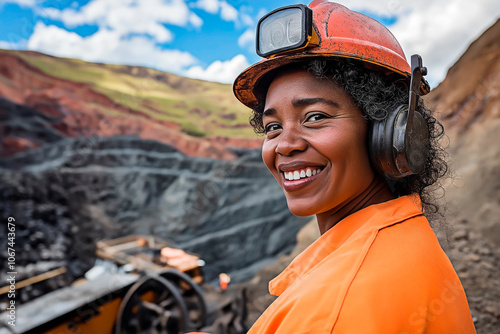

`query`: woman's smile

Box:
[278,161,325,180]
[283,167,323,181]
[281,165,325,191]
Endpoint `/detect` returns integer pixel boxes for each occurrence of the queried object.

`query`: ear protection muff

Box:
[369,55,430,179]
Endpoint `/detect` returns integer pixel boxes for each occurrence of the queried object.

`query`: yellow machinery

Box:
[0,235,246,334]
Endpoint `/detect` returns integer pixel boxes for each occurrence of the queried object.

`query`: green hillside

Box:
[4,49,255,139]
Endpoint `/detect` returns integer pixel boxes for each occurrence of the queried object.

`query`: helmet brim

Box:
[233,51,429,109]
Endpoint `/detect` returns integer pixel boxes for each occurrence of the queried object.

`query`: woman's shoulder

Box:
[351,213,462,298]
[335,215,475,332]
[368,214,453,276]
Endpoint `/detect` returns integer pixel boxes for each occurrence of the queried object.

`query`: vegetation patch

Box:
[181,123,206,137]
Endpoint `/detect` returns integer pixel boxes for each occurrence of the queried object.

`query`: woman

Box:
[231,0,476,333]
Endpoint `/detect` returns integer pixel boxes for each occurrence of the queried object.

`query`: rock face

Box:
[0,131,306,290]
[0,170,97,303]
[0,97,65,156]
[445,220,500,333]
[425,19,500,247]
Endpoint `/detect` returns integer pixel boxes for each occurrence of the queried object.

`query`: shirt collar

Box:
[269,194,424,296]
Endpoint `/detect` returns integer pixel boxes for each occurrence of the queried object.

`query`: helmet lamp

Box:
[257,5,316,58]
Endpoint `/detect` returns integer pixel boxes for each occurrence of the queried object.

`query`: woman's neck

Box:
[316,176,395,235]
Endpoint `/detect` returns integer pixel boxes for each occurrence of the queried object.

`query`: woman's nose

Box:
[275,128,307,156]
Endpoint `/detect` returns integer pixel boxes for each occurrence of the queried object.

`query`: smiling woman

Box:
[230,0,476,333]
[261,69,390,233]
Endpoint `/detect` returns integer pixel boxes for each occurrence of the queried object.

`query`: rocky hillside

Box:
[0,49,262,160]
[425,18,500,247]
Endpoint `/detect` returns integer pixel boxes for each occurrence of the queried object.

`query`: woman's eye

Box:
[264,123,281,133]
[306,113,329,122]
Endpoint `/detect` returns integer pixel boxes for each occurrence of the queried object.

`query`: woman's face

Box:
[261,68,377,217]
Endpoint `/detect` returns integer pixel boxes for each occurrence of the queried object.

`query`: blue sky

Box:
[0,0,499,87]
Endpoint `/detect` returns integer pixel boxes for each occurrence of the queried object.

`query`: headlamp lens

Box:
[257,5,311,57]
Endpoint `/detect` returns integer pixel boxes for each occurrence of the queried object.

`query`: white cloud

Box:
[240,13,254,27]
[193,0,219,14]
[192,0,239,23]
[0,39,26,49]
[385,0,500,86]
[188,12,203,28]
[0,40,14,48]
[331,0,413,17]
[185,54,250,84]
[27,22,198,74]
[219,1,238,22]
[39,0,201,34]
[28,0,209,74]
[238,28,254,51]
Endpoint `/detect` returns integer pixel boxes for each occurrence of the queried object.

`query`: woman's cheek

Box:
[261,140,279,179]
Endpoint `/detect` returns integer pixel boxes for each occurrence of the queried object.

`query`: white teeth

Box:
[284,168,322,181]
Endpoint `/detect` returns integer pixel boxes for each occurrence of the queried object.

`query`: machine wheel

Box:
[159,268,208,329]
[115,275,189,334]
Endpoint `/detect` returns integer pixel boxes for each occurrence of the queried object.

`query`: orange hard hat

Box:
[233,0,429,109]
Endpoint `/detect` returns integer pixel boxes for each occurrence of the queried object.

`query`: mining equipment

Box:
[0,235,247,334]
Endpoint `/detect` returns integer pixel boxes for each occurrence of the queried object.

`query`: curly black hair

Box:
[249,58,448,225]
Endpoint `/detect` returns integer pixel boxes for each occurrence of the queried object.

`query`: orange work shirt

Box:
[248,195,476,333]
